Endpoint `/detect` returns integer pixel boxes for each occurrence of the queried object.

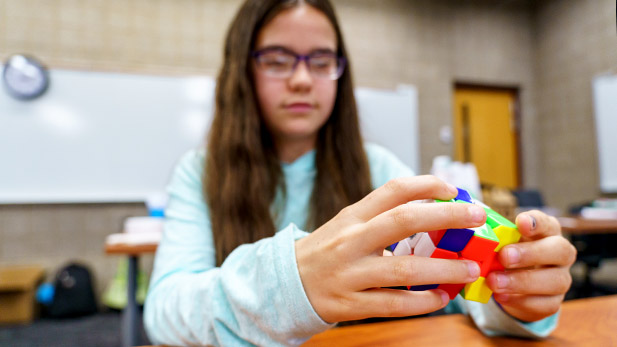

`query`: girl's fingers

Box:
[335,289,449,322]
[516,210,562,240]
[348,176,458,222]
[361,201,486,251]
[492,294,564,323]
[348,256,480,289]
[487,267,572,296]
[498,236,577,269]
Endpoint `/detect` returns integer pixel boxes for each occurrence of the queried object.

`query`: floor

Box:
[0,310,150,347]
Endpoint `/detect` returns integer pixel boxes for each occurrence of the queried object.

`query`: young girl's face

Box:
[253,5,338,150]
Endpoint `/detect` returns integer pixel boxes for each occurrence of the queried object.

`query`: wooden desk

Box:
[558,217,617,235]
[105,243,158,255]
[105,243,158,347]
[303,295,617,346]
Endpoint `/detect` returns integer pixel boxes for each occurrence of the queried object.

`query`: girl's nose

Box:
[288,60,313,92]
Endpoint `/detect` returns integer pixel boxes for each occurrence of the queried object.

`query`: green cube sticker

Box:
[483,208,516,229]
[471,223,498,243]
[435,199,455,203]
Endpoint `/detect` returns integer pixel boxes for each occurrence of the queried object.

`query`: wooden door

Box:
[453,88,519,189]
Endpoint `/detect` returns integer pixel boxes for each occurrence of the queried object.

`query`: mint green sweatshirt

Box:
[144,143,557,346]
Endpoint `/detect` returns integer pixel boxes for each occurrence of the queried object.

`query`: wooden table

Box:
[105,243,158,255]
[558,217,617,234]
[105,243,158,347]
[303,295,617,346]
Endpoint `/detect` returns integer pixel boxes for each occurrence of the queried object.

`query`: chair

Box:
[512,189,545,208]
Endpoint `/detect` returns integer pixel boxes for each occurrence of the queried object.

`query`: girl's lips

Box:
[285,103,314,113]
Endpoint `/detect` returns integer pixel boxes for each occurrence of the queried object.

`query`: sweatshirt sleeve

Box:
[364,143,415,187]
[364,143,558,338]
[143,150,333,347]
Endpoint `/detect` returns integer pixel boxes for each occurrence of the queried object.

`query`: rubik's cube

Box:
[387,188,521,303]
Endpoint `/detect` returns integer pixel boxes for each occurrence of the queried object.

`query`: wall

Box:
[0,0,240,75]
[0,0,245,299]
[337,0,537,186]
[534,0,617,209]
[0,203,147,300]
[0,0,611,296]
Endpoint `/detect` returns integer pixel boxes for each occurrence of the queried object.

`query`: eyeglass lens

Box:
[255,49,342,79]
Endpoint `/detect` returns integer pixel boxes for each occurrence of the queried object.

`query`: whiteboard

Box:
[592,75,617,193]
[0,68,417,203]
[356,85,419,174]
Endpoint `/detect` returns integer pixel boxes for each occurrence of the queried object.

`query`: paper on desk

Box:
[106,216,165,245]
[581,207,617,220]
[124,216,164,234]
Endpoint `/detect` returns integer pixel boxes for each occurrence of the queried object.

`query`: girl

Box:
[144,0,576,346]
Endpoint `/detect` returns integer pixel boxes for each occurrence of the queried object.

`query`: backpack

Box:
[47,263,98,318]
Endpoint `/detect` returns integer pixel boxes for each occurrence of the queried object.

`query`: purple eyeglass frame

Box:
[251,48,347,80]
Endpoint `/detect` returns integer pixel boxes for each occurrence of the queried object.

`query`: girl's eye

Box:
[309,56,337,72]
[261,53,294,70]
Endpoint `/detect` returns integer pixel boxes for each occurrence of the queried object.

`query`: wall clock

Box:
[2,54,50,101]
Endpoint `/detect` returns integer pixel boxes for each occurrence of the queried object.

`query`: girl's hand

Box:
[295,176,486,323]
[487,210,577,322]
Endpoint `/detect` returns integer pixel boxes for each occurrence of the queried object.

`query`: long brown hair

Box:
[205,0,372,266]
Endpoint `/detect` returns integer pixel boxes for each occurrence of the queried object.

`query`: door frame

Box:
[453,82,523,188]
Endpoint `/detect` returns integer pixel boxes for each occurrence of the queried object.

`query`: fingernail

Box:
[506,247,521,266]
[470,206,485,223]
[446,183,458,196]
[529,215,537,230]
[495,293,511,303]
[438,290,450,306]
[495,273,509,290]
[467,261,480,279]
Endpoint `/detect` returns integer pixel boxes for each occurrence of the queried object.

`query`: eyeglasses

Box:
[252,47,346,80]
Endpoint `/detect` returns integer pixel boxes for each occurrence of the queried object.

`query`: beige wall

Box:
[1,0,247,299]
[0,0,242,75]
[535,0,617,209]
[337,0,537,181]
[0,203,148,299]
[0,0,613,295]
